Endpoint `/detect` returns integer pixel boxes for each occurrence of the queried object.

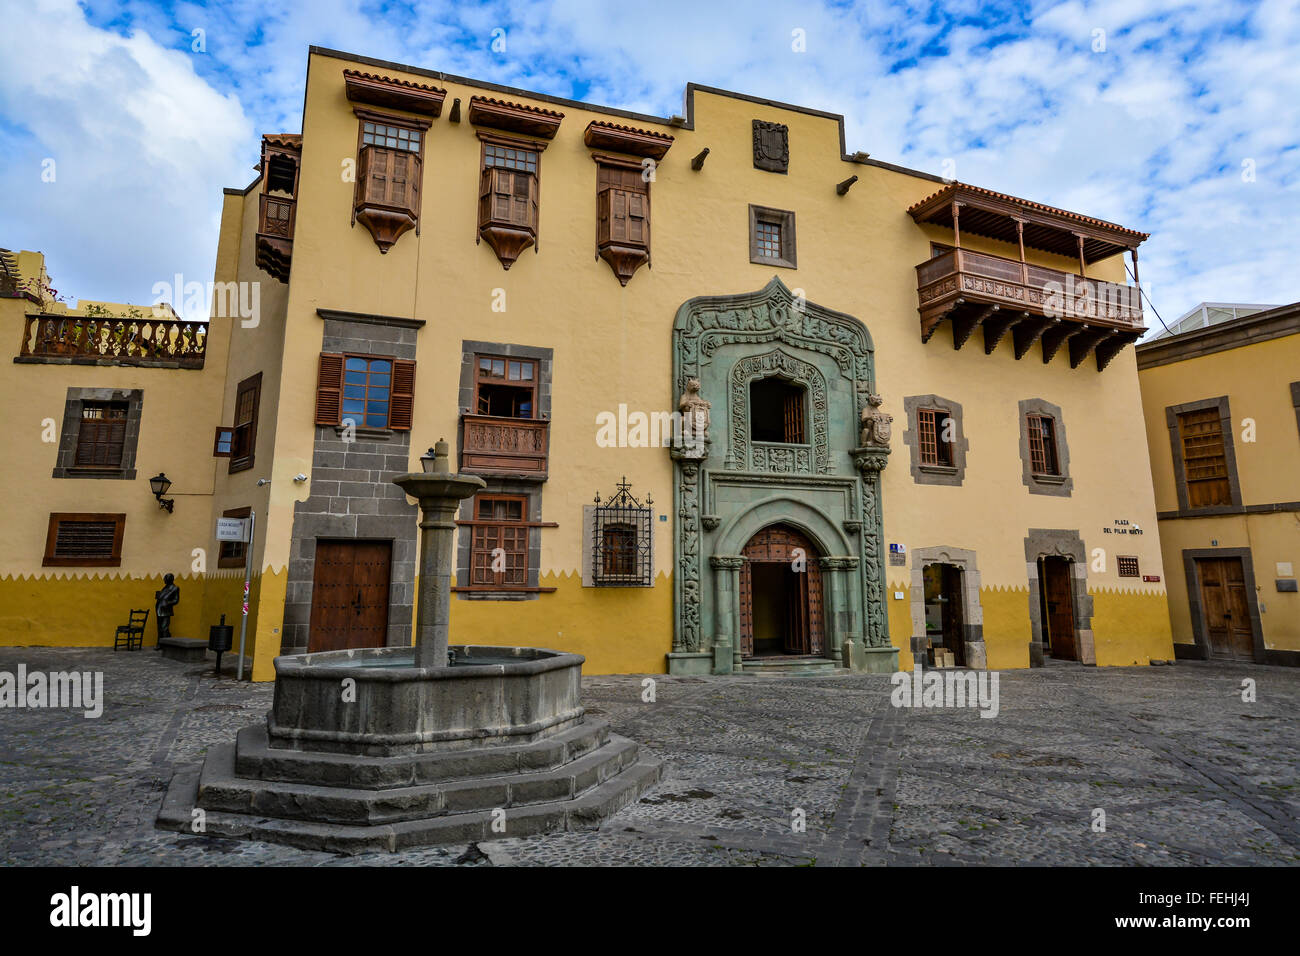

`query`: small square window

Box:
[1117,555,1140,578]
[749,205,796,269]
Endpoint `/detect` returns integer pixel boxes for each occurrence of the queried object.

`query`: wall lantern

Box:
[149,472,175,513]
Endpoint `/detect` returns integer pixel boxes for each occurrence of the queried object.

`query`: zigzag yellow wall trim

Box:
[887,580,1172,671]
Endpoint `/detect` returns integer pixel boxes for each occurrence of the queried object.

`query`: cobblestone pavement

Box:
[0,647,1296,866]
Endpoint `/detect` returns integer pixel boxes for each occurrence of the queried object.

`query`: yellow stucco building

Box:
[1137,303,1300,665]
[2,46,1177,679]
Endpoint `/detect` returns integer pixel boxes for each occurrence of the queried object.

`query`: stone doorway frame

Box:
[1024,528,1094,666]
[909,546,985,669]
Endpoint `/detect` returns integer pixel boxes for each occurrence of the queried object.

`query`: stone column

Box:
[412,493,460,668]
[819,556,859,663]
[710,555,746,675]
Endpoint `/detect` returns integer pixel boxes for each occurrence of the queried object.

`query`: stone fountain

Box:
[157,441,660,853]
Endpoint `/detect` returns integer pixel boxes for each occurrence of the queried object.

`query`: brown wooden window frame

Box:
[1116,555,1140,578]
[226,372,261,474]
[73,400,129,470]
[43,512,126,567]
[469,494,530,588]
[218,506,251,568]
[473,354,538,420]
[917,408,954,467]
[750,376,806,445]
[748,204,797,269]
[314,352,416,431]
[1026,413,1061,477]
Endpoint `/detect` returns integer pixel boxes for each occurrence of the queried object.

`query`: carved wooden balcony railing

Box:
[459,414,549,479]
[916,248,1145,370]
[18,314,207,368]
[256,194,296,282]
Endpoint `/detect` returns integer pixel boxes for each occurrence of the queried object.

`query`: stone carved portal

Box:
[669,276,896,675]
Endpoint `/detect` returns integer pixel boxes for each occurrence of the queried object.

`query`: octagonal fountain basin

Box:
[267,645,585,757]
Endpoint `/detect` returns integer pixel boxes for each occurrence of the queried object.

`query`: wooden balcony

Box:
[255,194,295,282]
[916,248,1145,370]
[459,414,549,479]
[18,314,207,368]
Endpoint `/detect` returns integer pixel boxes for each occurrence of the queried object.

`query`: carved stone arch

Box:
[727,348,829,473]
[714,495,853,558]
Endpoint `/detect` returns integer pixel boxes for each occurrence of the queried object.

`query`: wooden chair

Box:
[114,609,148,651]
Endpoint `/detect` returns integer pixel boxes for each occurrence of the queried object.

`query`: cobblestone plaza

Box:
[1,647,1294,867]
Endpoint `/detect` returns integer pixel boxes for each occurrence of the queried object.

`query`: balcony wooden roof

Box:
[908,182,1148,264]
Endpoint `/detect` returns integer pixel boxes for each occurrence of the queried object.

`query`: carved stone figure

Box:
[678,378,711,445]
[154,573,180,642]
[860,393,893,447]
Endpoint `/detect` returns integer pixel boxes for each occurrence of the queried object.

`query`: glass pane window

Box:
[484,144,539,173]
[362,122,420,152]
[342,356,393,428]
[755,219,782,260]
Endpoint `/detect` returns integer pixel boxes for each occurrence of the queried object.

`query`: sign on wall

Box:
[216,517,251,543]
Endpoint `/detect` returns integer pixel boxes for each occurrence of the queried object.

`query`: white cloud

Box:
[1,0,1296,326]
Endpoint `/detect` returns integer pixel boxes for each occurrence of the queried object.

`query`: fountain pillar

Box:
[393,439,486,669]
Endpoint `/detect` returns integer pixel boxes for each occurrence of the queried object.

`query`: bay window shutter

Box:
[315,353,344,426]
[389,359,416,430]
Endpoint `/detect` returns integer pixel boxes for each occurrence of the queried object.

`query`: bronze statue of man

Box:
[155,573,180,642]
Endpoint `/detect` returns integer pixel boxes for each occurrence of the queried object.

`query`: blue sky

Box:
[1,0,1297,328]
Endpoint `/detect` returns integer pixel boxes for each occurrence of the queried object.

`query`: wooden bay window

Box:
[460,353,548,477]
[594,156,650,285]
[477,133,545,269]
[352,109,429,253]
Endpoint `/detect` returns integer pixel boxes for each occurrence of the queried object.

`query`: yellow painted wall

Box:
[1138,329,1300,652]
[0,249,232,648]
[210,49,1172,677]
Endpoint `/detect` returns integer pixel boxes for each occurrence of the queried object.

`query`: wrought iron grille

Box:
[593,477,653,587]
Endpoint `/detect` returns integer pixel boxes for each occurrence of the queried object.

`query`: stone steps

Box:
[742,656,843,676]
[197,733,642,826]
[234,720,611,788]
[159,741,661,854]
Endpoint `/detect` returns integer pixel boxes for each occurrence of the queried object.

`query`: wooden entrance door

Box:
[737,525,823,657]
[307,540,392,652]
[1197,558,1255,660]
[941,564,965,666]
[1039,557,1076,660]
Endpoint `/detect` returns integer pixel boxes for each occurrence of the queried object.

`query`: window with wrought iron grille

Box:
[1116,555,1140,578]
[592,480,653,587]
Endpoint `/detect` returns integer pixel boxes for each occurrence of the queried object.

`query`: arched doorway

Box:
[738,524,824,657]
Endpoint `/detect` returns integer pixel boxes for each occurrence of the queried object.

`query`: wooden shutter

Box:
[359,146,388,206]
[315,353,344,426]
[43,513,125,567]
[1028,416,1048,473]
[1179,409,1231,507]
[386,151,419,214]
[389,359,416,430]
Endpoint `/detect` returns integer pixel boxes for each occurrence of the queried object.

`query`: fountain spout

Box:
[392,439,486,668]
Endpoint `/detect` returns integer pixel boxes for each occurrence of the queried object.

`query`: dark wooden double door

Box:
[1196,557,1255,660]
[738,525,824,657]
[307,540,391,652]
[1038,556,1077,660]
